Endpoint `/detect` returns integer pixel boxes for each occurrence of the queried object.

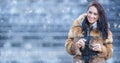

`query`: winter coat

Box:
[65,13,113,60]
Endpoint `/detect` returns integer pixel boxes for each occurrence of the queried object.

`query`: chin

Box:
[88,21,94,24]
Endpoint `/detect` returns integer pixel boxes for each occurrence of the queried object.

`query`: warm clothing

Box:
[65,13,113,62]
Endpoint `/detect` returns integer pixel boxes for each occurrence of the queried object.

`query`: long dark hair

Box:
[82,1,108,39]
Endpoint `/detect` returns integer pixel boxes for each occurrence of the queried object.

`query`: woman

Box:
[65,1,113,63]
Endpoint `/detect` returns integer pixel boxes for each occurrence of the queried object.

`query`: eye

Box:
[89,11,92,14]
[94,13,98,15]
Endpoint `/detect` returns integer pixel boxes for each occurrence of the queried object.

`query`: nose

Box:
[90,14,94,18]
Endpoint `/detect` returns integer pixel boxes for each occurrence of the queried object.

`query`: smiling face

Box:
[87,6,99,24]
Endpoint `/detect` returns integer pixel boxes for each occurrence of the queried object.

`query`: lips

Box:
[88,17,94,22]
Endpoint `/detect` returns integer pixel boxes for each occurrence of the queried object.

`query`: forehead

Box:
[88,6,98,13]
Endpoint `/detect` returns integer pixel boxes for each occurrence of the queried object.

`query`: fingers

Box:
[79,40,85,47]
[76,38,86,48]
[79,38,86,42]
[76,42,82,48]
[92,44,102,52]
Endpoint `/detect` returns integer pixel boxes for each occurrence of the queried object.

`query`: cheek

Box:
[87,13,90,17]
[86,14,90,20]
[95,16,99,20]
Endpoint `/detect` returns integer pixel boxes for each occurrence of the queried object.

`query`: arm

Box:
[65,27,77,55]
[99,29,113,59]
[65,19,82,55]
[104,29,113,59]
[65,13,87,55]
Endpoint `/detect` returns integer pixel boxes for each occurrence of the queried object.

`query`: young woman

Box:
[65,1,113,63]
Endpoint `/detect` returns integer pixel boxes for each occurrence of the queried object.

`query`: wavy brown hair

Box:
[82,1,108,39]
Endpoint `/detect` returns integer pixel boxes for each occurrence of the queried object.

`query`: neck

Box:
[89,23,94,28]
[89,22,97,29]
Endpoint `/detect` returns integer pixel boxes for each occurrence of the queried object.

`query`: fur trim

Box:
[73,13,87,27]
[77,13,87,26]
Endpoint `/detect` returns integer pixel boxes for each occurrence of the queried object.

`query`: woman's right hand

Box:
[75,38,86,48]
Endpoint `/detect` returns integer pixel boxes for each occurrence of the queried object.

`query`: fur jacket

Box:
[65,13,113,60]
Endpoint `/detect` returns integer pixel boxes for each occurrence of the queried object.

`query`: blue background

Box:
[0,0,120,63]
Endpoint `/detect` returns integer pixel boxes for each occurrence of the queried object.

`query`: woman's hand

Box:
[92,44,102,52]
[75,38,86,48]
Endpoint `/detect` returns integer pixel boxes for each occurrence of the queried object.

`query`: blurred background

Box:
[0,0,120,63]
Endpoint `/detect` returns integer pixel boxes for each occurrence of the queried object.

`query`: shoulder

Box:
[72,13,87,27]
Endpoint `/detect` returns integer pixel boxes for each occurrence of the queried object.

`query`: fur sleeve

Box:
[65,13,86,55]
[104,29,113,59]
[99,29,113,60]
[65,27,76,55]
[65,38,77,55]
[65,20,80,55]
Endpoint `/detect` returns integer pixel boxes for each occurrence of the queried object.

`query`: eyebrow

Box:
[89,10,98,15]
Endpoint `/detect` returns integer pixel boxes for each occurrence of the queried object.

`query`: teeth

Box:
[90,18,94,20]
[90,18,92,20]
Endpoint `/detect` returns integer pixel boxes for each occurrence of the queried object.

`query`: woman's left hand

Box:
[92,44,102,52]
